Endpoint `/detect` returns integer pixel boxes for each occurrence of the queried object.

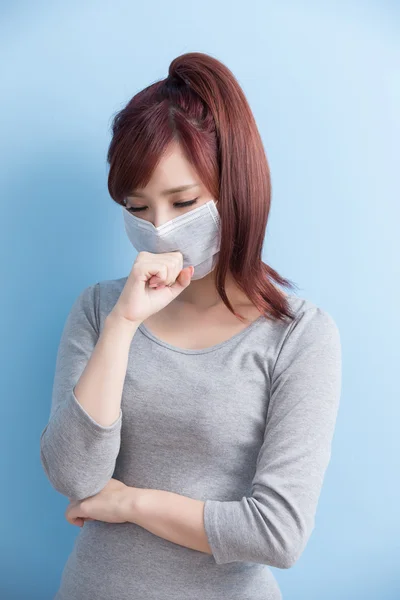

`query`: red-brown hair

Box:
[107,51,298,323]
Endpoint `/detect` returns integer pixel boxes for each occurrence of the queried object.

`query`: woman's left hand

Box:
[65,478,134,527]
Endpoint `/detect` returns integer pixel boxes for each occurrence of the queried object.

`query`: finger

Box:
[67,515,84,527]
[148,274,165,288]
[65,502,84,523]
[147,264,169,287]
[168,266,194,294]
[153,255,183,287]
[150,267,175,287]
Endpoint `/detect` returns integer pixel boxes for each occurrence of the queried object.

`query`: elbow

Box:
[273,531,310,569]
[274,545,302,569]
[64,480,111,503]
[40,443,113,502]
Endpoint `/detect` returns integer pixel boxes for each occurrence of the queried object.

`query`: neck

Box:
[173,268,248,311]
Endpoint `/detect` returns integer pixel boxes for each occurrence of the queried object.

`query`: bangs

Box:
[107,101,177,205]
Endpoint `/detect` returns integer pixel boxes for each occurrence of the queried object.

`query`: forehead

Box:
[136,141,201,193]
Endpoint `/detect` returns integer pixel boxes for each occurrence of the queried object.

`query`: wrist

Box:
[122,486,150,524]
[105,312,141,336]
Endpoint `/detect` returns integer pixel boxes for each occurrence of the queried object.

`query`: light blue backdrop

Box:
[1,1,398,598]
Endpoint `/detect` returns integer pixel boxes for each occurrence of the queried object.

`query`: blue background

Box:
[1,1,399,598]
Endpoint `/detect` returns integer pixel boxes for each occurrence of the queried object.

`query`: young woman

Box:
[40,52,342,600]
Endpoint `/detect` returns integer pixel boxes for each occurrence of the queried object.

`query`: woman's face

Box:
[124,140,217,228]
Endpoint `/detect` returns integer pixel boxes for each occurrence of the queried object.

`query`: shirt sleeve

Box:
[203,306,342,568]
[39,283,122,502]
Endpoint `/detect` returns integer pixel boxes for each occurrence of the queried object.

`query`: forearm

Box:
[73,314,139,426]
[127,488,213,556]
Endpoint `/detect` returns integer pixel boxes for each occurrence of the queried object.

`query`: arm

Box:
[203,306,342,567]
[124,307,342,569]
[40,283,138,501]
[126,488,213,556]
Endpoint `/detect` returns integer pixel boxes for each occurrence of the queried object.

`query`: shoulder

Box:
[267,294,342,415]
[77,276,127,303]
[282,292,340,336]
[273,293,341,363]
[93,276,130,323]
[96,275,128,302]
[71,276,128,328]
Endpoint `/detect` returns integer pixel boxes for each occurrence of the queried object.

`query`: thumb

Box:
[169,266,194,294]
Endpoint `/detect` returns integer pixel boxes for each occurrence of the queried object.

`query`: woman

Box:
[40,52,342,600]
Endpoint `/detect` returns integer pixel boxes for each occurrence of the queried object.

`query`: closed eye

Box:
[126,198,199,213]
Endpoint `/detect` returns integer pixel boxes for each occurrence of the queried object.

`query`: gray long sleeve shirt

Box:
[40,276,342,600]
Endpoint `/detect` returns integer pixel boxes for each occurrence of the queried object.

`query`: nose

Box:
[151,211,174,228]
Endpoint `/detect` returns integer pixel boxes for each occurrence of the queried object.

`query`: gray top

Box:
[40,276,342,600]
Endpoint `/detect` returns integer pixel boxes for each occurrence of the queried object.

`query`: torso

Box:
[141,302,266,351]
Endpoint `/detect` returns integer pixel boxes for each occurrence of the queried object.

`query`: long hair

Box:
[107,52,298,323]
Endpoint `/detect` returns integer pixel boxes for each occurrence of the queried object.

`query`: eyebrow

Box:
[127,183,200,199]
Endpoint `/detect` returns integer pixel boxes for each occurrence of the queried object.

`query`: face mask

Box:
[122,199,221,280]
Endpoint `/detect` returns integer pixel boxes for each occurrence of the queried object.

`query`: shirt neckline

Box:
[137,314,267,355]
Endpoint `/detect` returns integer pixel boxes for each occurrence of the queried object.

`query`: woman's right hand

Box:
[108,251,194,326]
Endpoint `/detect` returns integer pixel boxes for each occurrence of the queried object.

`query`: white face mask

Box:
[122,199,221,280]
